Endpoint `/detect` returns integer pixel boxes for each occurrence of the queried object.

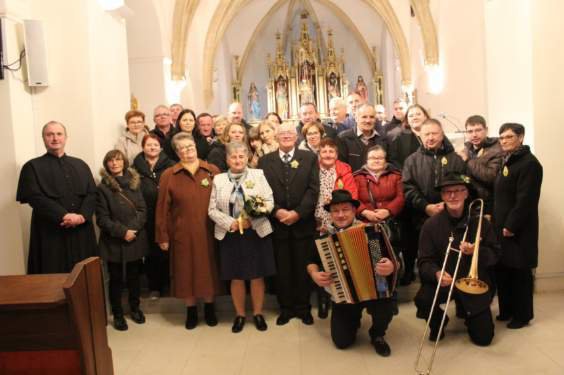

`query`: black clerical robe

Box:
[16,153,98,274]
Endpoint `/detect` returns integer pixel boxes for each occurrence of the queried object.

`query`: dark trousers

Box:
[145,251,170,292]
[273,235,314,316]
[331,299,394,349]
[495,265,534,323]
[108,260,142,316]
[399,217,419,279]
[415,283,494,346]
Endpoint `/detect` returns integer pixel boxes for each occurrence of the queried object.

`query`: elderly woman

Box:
[208,142,276,333]
[207,122,247,172]
[354,145,404,224]
[115,110,149,164]
[298,121,325,154]
[133,134,174,299]
[97,149,148,331]
[315,138,358,234]
[155,132,221,329]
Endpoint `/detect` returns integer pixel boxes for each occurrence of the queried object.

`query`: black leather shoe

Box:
[429,328,445,342]
[185,306,198,330]
[113,315,128,331]
[318,302,329,319]
[232,316,245,333]
[204,303,218,327]
[507,319,528,329]
[276,312,293,326]
[253,314,268,331]
[130,309,146,324]
[300,312,314,326]
[496,314,512,322]
[372,336,391,357]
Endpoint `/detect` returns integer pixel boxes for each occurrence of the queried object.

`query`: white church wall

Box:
[531,0,564,277]
[0,0,130,274]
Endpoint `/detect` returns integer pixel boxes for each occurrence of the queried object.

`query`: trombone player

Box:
[414,172,500,346]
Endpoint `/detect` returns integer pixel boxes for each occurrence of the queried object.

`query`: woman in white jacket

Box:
[208,142,276,333]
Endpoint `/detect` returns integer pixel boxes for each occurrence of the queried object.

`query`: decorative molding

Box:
[410,0,439,65]
[171,0,199,80]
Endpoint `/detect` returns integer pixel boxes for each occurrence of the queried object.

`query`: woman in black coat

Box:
[97,149,148,331]
[133,134,175,299]
[164,109,211,161]
[493,123,543,329]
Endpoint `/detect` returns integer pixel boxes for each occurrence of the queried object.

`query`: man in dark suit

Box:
[258,123,320,325]
[297,102,338,142]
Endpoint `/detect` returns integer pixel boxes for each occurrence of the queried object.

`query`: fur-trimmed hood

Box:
[99,168,141,192]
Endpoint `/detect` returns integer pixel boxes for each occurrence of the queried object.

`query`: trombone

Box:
[414,199,488,375]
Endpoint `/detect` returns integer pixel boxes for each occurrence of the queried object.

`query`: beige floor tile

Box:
[106,290,564,375]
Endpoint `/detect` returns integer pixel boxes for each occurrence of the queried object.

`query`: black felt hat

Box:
[323,189,360,211]
[435,172,472,190]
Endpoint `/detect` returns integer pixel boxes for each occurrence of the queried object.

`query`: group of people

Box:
[16,92,543,358]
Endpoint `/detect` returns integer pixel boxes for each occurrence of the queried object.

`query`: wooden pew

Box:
[0,257,114,374]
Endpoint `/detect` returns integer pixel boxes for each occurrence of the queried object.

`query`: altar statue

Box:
[275,78,289,119]
[248,82,262,121]
[356,75,368,102]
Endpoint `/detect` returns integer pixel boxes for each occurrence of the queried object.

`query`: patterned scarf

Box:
[228,168,248,218]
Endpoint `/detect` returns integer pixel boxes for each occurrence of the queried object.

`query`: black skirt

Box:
[218,229,276,281]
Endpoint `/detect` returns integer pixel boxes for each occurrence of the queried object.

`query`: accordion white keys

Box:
[315,223,398,304]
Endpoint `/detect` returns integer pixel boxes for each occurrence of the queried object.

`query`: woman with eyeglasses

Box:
[155,132,221,330]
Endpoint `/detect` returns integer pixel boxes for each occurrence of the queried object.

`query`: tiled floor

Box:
[108,288,564,375]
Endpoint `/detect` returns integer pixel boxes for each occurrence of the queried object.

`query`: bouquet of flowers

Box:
[243,194,271,218]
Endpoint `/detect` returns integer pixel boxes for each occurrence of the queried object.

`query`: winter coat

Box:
[133,152,175,254]
[464,137,504,213]
[493,146,543,268]
[402,139,466,223]
[354,166,404,217]
[96,168,148,264]
[388,127,421,170]
[207,143,228,172]
[331,160,359,199]
[337,127,388,173]
[114,130,147,165]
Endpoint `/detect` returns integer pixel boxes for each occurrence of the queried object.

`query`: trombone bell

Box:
[455,277,489,294]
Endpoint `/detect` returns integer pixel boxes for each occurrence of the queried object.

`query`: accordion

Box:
[315,223,398,304]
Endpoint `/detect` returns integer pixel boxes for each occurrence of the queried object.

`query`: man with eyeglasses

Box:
[150,104,177,159]
[414,172,499,346]
[456,115,503,215]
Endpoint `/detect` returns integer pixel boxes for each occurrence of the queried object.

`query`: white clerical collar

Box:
[279,148,295,161]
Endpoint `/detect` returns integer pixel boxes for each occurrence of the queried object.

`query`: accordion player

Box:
[315,223,399,303]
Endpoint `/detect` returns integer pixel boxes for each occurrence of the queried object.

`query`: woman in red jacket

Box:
[315,138,358,234]
[354,145,404,223]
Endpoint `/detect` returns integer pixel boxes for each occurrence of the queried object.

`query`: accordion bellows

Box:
[315,224,398,304]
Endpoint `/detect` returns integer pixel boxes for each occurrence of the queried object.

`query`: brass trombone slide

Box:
[414,199,488,375]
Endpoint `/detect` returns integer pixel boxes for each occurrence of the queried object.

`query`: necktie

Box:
[283,153,290,164]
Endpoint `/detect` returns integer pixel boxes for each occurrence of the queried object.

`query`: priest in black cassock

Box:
[16,121,98,274]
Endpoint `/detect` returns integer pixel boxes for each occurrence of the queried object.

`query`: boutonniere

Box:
[245,180,255,189]
[201,178,210,187]
[337,179,344,189]
[441,157,448,166]
[290,160,299,169]
[502,166,509,177]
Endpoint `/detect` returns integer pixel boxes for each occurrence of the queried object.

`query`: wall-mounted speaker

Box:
[23,19,48,87]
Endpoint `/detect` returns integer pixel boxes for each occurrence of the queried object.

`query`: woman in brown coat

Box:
[155,132,221,330]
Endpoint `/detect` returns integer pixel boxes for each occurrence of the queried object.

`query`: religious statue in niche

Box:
[355,75,368,102]
[327,72,340,99]
[248,82,262,121]
[299,59,316,105]
[275,77,289,119]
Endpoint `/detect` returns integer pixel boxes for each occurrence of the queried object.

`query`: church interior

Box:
[1,0,564,374]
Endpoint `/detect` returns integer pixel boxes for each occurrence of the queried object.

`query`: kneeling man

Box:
[414,172,500,346]
[307,190,397,357]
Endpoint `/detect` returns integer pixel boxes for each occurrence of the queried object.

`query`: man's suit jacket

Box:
[258,149,319,239]
[208,168,274,240]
